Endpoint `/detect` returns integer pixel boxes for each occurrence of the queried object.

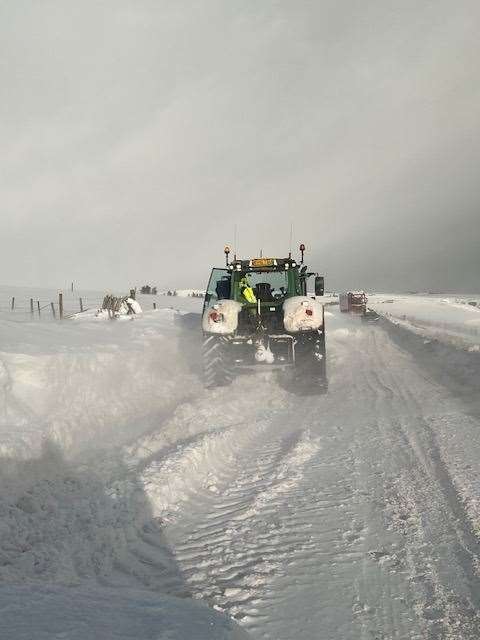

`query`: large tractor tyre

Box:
[294,333,328,392]
[202,335,233,389]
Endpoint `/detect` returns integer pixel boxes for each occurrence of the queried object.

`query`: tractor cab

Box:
[203,253,324,313]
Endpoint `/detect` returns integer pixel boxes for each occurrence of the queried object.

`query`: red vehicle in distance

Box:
[339,291,368,314]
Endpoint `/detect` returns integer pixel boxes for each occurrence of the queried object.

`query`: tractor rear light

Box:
[305,308,313,316]
[209,310,221,322]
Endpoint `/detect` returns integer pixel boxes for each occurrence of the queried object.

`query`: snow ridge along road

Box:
[1,298,480,639]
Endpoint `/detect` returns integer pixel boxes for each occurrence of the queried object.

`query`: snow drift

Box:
[0,298,250,639]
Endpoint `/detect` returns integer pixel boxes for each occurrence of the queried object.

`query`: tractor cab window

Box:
[204,268,231,311]
[237,271,288,303]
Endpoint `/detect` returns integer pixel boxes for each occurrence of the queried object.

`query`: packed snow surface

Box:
[1,287,480,638]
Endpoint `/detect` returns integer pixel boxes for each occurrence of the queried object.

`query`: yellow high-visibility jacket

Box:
[240,279,257,303]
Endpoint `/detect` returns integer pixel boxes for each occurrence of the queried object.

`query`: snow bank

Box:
[0,304,202,458]
[369,294,480,350]
[0,294,251,639]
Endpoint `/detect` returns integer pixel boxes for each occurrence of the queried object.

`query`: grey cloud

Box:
[1,0,479,292]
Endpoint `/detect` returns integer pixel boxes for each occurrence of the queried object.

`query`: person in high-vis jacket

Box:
[240,276,257,303]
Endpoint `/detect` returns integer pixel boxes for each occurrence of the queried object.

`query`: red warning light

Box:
[299,243,305,252]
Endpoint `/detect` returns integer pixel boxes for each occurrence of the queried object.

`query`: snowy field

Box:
[1,287,480,638]
[0,284,198,318]
[369,293,480,350]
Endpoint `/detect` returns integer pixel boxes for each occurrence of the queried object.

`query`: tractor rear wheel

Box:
[202,335,233,388]
[294,332,327,392]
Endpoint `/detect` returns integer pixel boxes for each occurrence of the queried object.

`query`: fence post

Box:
[79,298,84,312]
[50,302,56,318]
[58,293,64,319]
[153,302,157,310]
[11,297,15,311]
[37,301,41,316]
[30,298,34,315]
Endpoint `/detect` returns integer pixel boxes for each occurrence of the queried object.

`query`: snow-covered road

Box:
[1,299,480,638]
[140,311,480,639]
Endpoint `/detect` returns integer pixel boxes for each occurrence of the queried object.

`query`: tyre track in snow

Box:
[366,329,480,596]
[353,328,480,638]
[136,330,415,638]
[141,400,324,625]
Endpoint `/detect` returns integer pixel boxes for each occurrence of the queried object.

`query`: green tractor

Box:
[202,244,327,389]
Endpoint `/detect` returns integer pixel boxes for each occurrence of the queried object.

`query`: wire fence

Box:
[0,294,105,320]
[0,291,183,321]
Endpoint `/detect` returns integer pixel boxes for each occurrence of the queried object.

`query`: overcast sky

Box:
[1,0,479,292]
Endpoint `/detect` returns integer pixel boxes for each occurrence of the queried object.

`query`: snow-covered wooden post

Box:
[11,297,14,311]
[79,298,84,312]
[50,302,56,318]
[30,298,34,315]
[37,301,41,316]
[58,293,64,319]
